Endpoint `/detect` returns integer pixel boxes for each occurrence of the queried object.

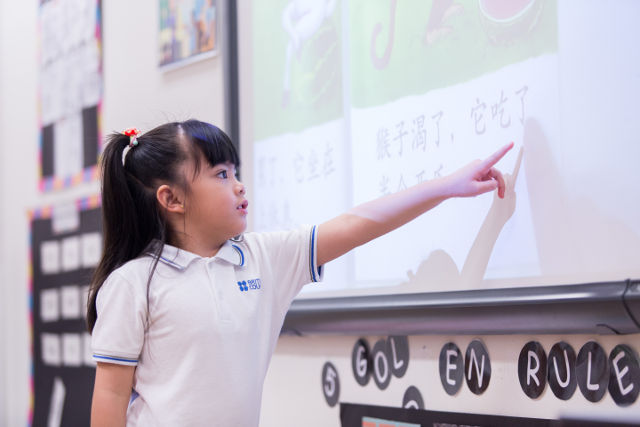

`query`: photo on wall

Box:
[159,0,218,69]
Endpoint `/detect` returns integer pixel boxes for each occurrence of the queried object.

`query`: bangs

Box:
[180,120,239,175]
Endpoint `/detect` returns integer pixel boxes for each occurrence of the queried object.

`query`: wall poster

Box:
[159,0,218,69]
[38,0,103,191]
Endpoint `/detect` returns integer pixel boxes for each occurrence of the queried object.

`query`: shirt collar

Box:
[147,240,246,270]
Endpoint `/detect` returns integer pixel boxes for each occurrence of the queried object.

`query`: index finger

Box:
[481,142,514,170]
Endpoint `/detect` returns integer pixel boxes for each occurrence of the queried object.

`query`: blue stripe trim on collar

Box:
[231,244,245,266]
[158,255,184,270]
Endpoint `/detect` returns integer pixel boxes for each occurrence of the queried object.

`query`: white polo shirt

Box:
[92,225,322,426]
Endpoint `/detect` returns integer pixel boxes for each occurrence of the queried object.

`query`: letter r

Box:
[527,350,540,387]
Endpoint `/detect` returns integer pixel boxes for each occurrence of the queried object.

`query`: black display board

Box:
[29,198,101,426]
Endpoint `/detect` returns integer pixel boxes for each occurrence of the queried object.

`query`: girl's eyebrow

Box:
[211,163,236,173]
[212,161,233,168]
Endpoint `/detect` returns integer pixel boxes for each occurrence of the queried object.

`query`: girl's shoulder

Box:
[104,255,156,288]
[240,225,316,244]
[240,225,312,241]
[234,225,316,256]
[232,231,283,250]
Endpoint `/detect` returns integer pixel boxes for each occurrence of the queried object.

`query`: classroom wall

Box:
[0,0,39,424]
[261,333,640,425]
[2,1,638,426]
[0,1,225,425]
[0,0,5,419]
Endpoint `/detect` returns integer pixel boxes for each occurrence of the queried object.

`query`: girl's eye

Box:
[217,170,228,179]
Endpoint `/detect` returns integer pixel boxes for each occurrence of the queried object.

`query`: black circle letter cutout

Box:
[439,342,463,396]
[547,341,577,400]
[402,385,424,410]
[576,341,609,402]
[321,361,340,407]
[351,338,371,386]
[372,338,392,390]
[464,339,491,395]
[608,344,640,406]
[388,335,409,378]
[518,341,547,399]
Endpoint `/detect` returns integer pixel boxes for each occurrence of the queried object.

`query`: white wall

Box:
[101,1,226,135]
[0,1,225,425]
[0,0,5,419]
[0,0,40,424]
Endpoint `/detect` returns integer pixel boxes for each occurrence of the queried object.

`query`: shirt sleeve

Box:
[91,270,147,366]
[256,224,324,307]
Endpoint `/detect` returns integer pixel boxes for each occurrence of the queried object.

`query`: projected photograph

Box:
[252,0,344,140]
[252,0,349,254]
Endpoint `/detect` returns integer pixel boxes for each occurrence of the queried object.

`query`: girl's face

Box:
[184,160,248,248]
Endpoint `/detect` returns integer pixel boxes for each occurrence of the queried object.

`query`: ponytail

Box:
[87,124,183,332]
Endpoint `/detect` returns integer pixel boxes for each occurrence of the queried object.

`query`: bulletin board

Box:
[38,0,103,191]
[29,196,102,426]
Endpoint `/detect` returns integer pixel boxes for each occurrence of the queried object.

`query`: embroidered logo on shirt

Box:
[237,278,261,292]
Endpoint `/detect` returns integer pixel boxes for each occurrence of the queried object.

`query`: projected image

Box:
[349,0,556,288]
[253,0,349,250]
[248,0,640,296]
[349,0,553,108]
[281,0,339,109]
[253,0,343,140]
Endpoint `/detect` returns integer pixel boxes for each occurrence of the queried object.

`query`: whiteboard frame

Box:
[281,280,640,336]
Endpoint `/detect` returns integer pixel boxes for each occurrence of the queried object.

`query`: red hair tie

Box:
[123,127,140,148]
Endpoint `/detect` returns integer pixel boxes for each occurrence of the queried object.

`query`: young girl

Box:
[87,119,512,426]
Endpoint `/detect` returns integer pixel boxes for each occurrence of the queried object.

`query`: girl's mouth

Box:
[237,200,249,213]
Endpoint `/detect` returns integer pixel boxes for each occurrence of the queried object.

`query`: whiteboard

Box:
[238,0,640,298]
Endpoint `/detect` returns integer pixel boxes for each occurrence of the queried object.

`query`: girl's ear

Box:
[156,184,185,214]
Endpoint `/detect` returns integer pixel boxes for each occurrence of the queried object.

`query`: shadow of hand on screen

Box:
[459,145,522,288]
[402,146,522,291]
[402,116,640,292]
[524,118,640,281]
[522,117,577,277]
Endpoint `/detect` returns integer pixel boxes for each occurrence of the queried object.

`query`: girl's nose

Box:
[237,183,246,195]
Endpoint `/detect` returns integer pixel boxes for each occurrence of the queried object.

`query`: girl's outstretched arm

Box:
[316,143,514,266]
[91,362,135,427]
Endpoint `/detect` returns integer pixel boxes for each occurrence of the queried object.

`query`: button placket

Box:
[206,259,233,324]
[201,259,222,322]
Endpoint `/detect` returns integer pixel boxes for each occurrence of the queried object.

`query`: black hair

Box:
[86,119,239,333]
